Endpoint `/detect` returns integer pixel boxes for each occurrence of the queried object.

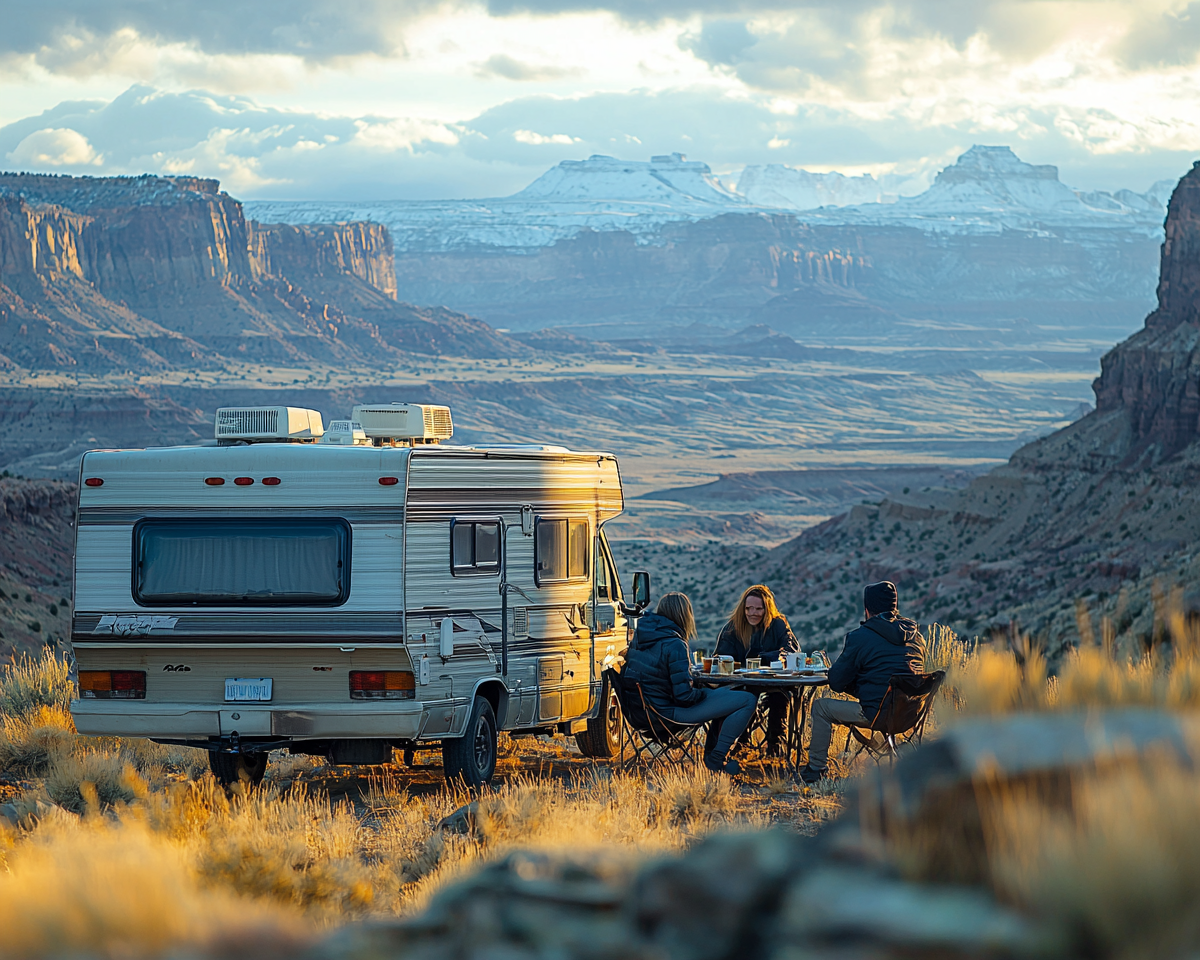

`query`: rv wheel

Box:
[576,677,623,759]
[442,696,497,788]
[210,750,268,787]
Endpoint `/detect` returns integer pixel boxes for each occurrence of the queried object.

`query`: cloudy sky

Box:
[1,0,1198,199]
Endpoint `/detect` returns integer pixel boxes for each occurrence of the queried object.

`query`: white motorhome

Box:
[70,403,649,786]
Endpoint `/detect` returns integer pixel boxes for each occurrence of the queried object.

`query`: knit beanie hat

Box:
[864,581,898,616]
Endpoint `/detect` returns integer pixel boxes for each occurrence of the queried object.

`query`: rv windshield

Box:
[134,518,350,606]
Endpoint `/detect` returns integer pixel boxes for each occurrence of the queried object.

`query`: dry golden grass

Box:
[0,651,802,956]
[16,616,1200,959]
[981,757,1200,960]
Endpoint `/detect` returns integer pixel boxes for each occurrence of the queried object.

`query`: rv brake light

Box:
[78,670,146,700]
[262,477,281,486]
[84,477,104,487]
[378,477,399,486]
[204,477,225,486]
[349,670,415,700]
[234,477,254,485]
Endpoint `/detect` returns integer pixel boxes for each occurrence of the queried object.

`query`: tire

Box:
[576,677,623,759]
[210,750,268,786]
[442,697,498,788]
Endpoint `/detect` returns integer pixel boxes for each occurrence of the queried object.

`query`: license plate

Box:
[225,678,273,701]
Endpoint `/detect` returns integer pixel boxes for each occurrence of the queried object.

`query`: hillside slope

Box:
[0,478,74,664]
[757,161,1200,657]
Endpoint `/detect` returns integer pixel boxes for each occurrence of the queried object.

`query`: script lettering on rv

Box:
[93,615,180,637]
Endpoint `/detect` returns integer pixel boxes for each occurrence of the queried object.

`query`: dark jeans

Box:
[673,688,758,760]
[705,691,789,755]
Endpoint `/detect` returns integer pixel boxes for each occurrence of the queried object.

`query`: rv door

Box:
[589,530,625,685]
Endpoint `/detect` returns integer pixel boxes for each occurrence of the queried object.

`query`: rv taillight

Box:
[84,477,104,487]
[205,477,225,486]
[78,670,146,700]
[349,670,415,700]
[234,477,254,485]
[262,477,281,486]
[378,477,399,486]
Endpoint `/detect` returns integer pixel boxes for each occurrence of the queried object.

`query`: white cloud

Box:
[8,127,102,166]
[513,129,580,145]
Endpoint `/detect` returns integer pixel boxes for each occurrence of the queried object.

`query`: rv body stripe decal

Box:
[78,506,402,523]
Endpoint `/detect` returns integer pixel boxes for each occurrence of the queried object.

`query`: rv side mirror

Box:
[632,571,650,610]
[440,617,455,658]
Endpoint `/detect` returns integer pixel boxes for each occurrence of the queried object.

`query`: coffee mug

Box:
[702,657,714,673]
[718,656,735,675]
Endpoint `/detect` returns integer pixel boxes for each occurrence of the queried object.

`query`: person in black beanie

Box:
[800,580,925,783]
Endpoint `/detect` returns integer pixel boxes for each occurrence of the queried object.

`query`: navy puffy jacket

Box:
[622,612,705,720]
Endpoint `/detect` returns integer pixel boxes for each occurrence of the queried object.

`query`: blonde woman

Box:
[713,585,799,756]
[622,592,757,774]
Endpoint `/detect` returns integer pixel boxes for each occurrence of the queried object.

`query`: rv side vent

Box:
[511,607,528,638]
[351,403,454,442]
[215,406,324,441]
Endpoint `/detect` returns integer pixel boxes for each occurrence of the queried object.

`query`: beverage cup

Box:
[702,657,714,674]
[786,652,803,671]
[718,655,735,675]
[746,658,761,671]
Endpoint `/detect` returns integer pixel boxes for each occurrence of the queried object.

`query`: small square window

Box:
[451,520,501,576]
[535,518,589,584]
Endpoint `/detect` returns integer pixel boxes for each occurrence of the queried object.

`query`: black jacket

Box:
[622,612,704,720]
[827,614,925,718]
[713,617,799,664]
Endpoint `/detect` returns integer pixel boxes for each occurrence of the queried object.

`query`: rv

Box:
[70,403,649,786]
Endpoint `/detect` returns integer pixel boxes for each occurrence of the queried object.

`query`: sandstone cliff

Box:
[1092,161,1200,458]
[0,172,528,373]
[754,162,1200,657]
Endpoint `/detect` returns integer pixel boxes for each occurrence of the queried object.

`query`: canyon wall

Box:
[1093,161,1200,458]
[0,172,524,372]
[249,221,397,299]
[388,211,1159,338]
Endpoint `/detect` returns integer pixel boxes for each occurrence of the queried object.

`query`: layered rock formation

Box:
[1092,162,1200,458]
[749,161,1200,656]
[0,172,528,373]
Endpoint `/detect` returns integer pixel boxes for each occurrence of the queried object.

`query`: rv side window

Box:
[451,520,501,576]
[133,518,350,606]
[535,518,589,584]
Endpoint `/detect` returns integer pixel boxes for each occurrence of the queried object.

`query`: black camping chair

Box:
[604,668,706,772]
[845,670,946,765]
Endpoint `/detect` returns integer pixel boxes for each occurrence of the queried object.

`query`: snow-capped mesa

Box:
[515,153,745,205]
[244,146,1172,252]
[245,153,759,253]
[800,146,1170,236]
[736,165,890,209]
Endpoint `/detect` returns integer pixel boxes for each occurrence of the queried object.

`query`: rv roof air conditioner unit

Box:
[351,403,453,444]
[319,420,371,446]
[215,406,324,443]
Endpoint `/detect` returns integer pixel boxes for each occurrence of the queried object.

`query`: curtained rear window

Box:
[133,518,350,606]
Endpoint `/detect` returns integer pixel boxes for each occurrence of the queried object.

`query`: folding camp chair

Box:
[845,670,945,765]
[605,668,706,772]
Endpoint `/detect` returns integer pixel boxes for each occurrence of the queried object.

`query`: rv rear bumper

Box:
[70,701,425,740]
